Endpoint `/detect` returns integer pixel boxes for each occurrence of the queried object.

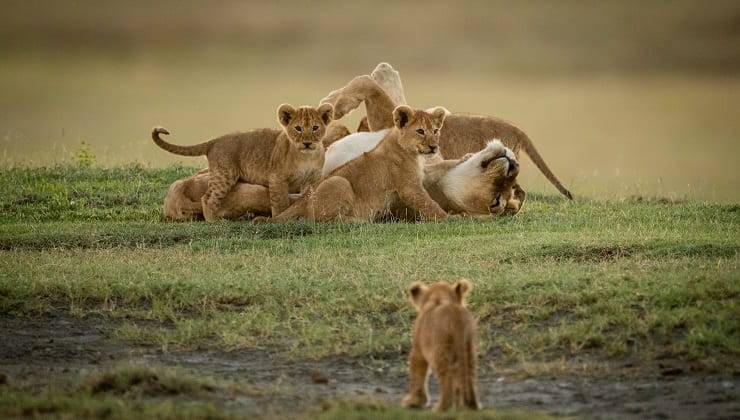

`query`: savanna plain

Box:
[1,1,739,419]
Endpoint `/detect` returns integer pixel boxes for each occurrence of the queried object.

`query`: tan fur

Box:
[404,279,479,411]
[161,170,303,221]
[321,74,573,199]
[272,106,450,222]
[161,122,352,221]
[163,145,524,222]
[321,121,352,148]
[151,103,333,220]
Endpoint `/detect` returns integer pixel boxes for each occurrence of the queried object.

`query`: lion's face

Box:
[408,279,471,313]
[277,103,333,152]
[440,140,523,216]
[392,105,447,155]
[480,142,521,215]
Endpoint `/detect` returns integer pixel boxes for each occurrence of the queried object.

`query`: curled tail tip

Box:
[564,190,574,200]
[152,126,170,136]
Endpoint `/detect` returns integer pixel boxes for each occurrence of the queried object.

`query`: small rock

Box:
[496,377,505,383]
[310,371,328,384]
[375,386,386,393]
[721,381,734,389]
[659,364,683,376]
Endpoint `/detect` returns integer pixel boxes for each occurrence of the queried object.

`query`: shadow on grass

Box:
[0,220,368,250]
[529,242,739,262]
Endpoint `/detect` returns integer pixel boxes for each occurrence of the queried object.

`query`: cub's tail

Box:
[151,127,213,157]
[518,130,573,200]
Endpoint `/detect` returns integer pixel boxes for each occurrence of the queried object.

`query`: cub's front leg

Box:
[268,172,291,217]
[397,178,448,221]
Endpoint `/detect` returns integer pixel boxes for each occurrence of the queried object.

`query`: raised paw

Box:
[319,76,371,120]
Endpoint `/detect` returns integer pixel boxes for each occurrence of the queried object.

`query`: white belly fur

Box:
[322,129,389,176]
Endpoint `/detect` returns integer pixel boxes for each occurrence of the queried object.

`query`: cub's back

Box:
[440,114,523,159]
[416,303,475,360]
[211,128,282,185]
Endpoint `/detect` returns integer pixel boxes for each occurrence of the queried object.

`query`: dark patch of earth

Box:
[1,313,738,419]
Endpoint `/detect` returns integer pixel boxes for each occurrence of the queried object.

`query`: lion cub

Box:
[271,105,450,222]
[152,103,333,220]
[404,279,479,411]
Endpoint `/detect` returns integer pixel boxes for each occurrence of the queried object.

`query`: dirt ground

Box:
[1,313,737,419]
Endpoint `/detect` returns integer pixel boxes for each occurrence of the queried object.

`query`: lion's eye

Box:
[294,126,302,132]
[433,128,439,134]
[312,125,319,131]
[416,128,425,135]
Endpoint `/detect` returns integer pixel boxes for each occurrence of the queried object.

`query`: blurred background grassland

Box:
[1,0,739,201]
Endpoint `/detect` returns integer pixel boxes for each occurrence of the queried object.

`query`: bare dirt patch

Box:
[1,313,737,419]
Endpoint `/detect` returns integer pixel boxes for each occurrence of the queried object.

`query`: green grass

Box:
[0,363,550,420]
[1,165,739,374]
[0,364,257,419]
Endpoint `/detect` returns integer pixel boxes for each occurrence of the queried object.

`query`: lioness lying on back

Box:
[270,105,451,222]
[152,103,333,220]
[322,73,573,199]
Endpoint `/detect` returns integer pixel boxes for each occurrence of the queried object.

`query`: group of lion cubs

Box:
[151,64,571,411]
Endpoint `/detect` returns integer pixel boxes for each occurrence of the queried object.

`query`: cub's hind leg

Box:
[272,176,355,222]
[307,176,356,222]
[201,168,237,221]
[433,365,455,412]
[402,347,429,409]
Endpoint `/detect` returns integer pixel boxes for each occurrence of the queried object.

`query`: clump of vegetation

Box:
[85,364,219,397]
[0,364,251,420]
[72,141,96,168]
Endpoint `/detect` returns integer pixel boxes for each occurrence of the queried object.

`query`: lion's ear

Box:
[408,281,428,310]
[453,278,472,303]
[317,103,334,126]
[393,105,414,129]
[277,104,296,127]
[429,106,449,128]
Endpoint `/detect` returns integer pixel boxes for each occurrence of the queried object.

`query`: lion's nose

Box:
[303,142,312,148]
[508,160,519,174]
[428,145,438,153]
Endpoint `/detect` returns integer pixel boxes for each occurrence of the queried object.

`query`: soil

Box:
[1,313,738,419]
